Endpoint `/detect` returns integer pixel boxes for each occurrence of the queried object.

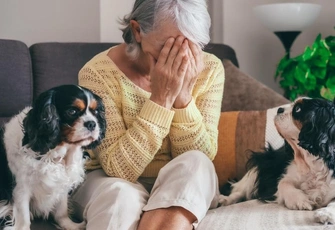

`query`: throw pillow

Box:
[213,105,287,188]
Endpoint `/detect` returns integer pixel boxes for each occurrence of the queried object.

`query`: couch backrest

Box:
[29,42,238,100]
[29,42,238,101]
[29,42,119,99]
[0,40,239,128]
[0,39,33,126]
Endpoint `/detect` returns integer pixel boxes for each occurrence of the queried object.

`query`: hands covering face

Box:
[149,36,204,109]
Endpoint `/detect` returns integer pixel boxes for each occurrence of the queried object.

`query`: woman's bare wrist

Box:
[173,94,192,109]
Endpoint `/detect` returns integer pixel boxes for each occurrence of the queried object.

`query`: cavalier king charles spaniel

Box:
[0,84,106,230]
[219,97,335,225]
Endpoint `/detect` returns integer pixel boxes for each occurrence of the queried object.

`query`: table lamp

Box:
[253,3,321,58]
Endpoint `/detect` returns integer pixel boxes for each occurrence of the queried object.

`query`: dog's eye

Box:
[91,109,99,115]
[294,105,301,113]
[66,109,77,116]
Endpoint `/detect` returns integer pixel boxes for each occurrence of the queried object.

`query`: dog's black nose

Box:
[277,107,285,114]
[84,121,96,131]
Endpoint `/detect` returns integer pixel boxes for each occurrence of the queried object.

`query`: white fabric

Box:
[71,150,220,230]
[198,200,332,230]
[143,150,221,224]
[265,105,287,150]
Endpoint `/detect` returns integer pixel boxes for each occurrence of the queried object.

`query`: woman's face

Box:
[138,21,185,61]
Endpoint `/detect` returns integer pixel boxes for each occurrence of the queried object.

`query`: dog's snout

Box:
[277,107,285,114]
[84,121,96,131]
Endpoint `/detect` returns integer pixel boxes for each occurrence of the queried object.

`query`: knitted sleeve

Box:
[79,62,175,182]
[169,54,225,160]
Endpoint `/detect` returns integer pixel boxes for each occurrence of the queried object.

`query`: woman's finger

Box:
[172,39,188,73]
[166,36,185,68]
[157,37,175,66]
[188,47,196,70]
[189,41,202,69]
[177,55,189,78]
[148,53,157,74]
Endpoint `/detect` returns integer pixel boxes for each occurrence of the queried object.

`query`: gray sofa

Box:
[0,39,302,229]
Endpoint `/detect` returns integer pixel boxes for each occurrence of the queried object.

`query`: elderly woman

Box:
[73,0,225,229]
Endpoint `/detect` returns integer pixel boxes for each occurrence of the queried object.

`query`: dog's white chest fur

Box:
[16,146,85,217]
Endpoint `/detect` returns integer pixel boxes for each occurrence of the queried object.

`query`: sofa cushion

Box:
[221,60,289,112]
[213,105,287,188]
[0,39,32,127]
[29,42,119,99]
[204,43,239,67]
[198,199,321,229]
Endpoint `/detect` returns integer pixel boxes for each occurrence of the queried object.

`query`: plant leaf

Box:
[302,46,314,61]
[313,34,322,49]
[311,46,330,68]
[329,54,335,67]
[294,65,308,83]
[320,86,335,100]
[326,72,335,89]
[303,70,317,90]
[275,56,291,78]
[325,35,335,49]
[311,67,327,79]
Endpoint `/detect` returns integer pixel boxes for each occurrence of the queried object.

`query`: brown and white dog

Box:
[219,97,335,225]
[0,85,106,230]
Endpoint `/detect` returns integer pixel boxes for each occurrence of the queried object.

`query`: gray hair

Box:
[119,0,211,59]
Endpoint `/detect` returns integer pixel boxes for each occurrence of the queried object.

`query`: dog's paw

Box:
[4,222,30,230]
[75,221,86,230]
[315,207,335,224]
[57,218,86,230]
[4,226,29,230]
[218,194,234,206]
[282,192,313,210]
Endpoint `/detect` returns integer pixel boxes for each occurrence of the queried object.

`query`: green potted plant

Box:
[275,28,335,101]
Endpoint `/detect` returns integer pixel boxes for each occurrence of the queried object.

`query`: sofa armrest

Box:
[221,60,289,112]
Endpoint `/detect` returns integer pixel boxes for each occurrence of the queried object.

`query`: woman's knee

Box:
[93,178,149,206]
[157,150,218,189]
[172,150,216,174]
[83,178,149,230]
[73,173,149,221]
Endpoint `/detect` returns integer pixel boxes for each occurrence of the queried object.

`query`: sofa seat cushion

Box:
[198,200,324,229]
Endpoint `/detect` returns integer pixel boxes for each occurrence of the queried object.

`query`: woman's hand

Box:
[173,40,204,109]
[149,36,189,109]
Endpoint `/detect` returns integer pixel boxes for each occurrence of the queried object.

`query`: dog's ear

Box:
[84,95,106,150]
[22,90,61,154]
[298,110,335,171]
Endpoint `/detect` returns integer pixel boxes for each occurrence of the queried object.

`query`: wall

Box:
[100,0,335,95]
[222,0,335,94]
[100,0,225,44]
[208,0,224,43]
[0,0,100,47]
[2,0,333,95]
[100,0,134,43]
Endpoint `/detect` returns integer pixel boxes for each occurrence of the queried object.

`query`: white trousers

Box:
[71,150,221,230]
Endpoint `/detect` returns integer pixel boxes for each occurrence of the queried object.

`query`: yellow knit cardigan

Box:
[78,48,225,182]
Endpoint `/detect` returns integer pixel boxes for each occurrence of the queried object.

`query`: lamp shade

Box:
[253,3,321,32]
